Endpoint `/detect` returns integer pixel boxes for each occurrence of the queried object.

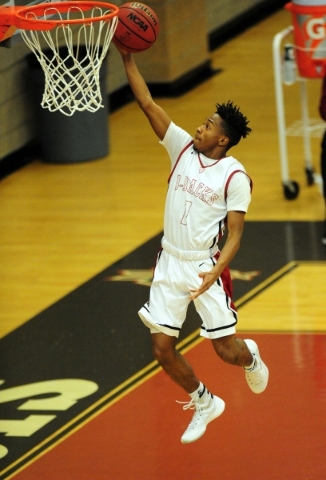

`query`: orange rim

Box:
[15,1,119,29]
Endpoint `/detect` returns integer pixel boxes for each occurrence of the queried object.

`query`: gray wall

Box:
[0,0,268,162]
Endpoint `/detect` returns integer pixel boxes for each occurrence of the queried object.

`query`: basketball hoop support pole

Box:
[0,7,23,41]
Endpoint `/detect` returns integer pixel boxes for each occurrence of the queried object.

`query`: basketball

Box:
[113,2,160,53]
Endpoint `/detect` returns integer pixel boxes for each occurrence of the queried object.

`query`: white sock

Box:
[189,382,211,404]
[244,353,256,371]
[189,381,205,399]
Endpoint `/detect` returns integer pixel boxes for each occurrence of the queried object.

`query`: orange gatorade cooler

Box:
[286,0,326,78]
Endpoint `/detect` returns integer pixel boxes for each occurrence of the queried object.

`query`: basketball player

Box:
[118,49,269,443]
[319,76,326,246]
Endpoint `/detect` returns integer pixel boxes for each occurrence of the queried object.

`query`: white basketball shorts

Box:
[138,248,238,339]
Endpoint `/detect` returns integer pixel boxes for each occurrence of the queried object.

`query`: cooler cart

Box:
[273,1,326,200]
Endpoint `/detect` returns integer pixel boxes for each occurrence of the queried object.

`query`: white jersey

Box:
[160,122,252,253]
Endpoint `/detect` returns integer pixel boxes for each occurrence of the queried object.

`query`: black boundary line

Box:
[1,260,321,478]
[235,262,299,309]
[176,261,301,352]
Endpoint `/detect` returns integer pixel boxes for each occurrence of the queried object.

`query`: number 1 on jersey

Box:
[181,201,192,226]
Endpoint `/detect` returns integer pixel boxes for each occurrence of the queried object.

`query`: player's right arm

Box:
[119,51,171,140]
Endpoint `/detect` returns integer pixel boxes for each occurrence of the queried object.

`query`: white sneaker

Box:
[244,339,269,394]
[179,393,225,444]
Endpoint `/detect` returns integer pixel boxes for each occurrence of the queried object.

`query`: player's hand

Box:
[189,270,218,300]
[112,41,130,57]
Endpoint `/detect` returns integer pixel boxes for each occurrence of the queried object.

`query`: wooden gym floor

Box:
[0,7,326,479]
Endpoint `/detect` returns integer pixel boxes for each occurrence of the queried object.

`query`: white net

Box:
[20,5,118,116]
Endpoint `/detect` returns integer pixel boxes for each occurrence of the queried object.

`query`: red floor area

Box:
[13,333,326,480]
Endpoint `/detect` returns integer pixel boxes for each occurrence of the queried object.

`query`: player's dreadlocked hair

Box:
[216,100,252,149]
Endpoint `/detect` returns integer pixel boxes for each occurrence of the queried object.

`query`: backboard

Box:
[0,0,63,47]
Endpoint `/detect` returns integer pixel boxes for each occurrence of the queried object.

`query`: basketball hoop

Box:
[0,2,119,115]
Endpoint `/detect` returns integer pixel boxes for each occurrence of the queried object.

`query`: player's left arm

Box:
[189,171,251,300]
[189,211,245,300]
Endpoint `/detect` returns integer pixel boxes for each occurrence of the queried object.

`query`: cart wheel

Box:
[305,167,315,186]
[283,181,299,200]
